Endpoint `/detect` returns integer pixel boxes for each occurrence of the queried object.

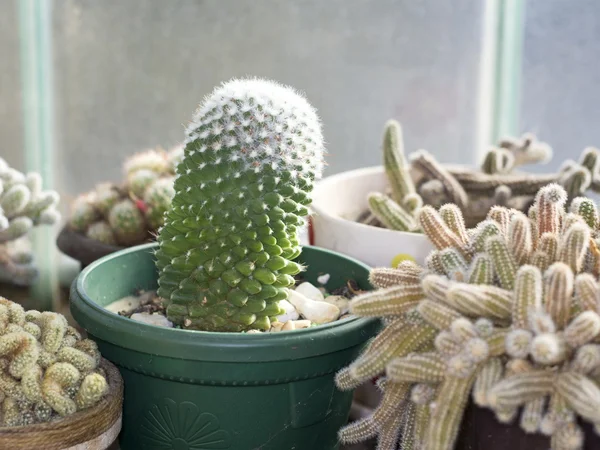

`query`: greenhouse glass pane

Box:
[51,0,488,200]
[520,0,600,172]
[0,0,24,170]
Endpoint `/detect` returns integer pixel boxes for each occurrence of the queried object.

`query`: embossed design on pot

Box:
[140,398,231,449]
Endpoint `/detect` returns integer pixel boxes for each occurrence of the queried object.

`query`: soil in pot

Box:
[70,243,380,450]
[106,275,362,332]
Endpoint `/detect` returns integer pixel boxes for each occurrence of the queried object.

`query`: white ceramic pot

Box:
[310,166,434,268]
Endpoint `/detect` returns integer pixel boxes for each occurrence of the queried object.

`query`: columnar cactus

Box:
[337,183,600,450]
[0,297,109,426]
[0,158,60,286]
[67,145,180,246]
[155,78,325,332]
[363,122,600,230]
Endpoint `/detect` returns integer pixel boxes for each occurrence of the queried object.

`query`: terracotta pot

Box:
[0,358,123,450]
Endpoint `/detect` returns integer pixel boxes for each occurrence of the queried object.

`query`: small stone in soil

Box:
[330,279,365,299]
[112,278,362,331]
[117,290,164,318]
[130,312,173,328]
[317,273,331,285]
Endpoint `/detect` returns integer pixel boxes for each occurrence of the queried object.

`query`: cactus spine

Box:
[155,78,325,332]
[336,183,600,449]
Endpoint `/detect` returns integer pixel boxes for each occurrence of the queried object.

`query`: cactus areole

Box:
[155,78,325,332]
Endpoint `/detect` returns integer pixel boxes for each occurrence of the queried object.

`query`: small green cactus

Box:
[67,145,181,246]
[143,176,176,230]
[336,183,600,450]
[0,297,109,427]
[0,158,60,286]
[107,199,147,246]
[155,78,325,332]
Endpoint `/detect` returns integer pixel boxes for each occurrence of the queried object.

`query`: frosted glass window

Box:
[0,0,24,170]
[51,0,488,201]
[520,0,600,172]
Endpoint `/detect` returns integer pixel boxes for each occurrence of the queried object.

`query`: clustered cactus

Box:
[0,158,60,286]
[0,297,108,426]
[337,183,600,449]
[155,78,325,332]
[365,120,599,230]
[68,145,182,246]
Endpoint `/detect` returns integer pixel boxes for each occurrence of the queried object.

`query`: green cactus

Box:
[127,169,159,198]
[85,221,117,245]
[481,147,514,175]
[154,78,324,332]
[411,150,469,211]
[367,192,417,231]
[360,126,600,232]
[382,119,421,212]
[68,193,100,233]
[107,199,147,246]
[67,145,180,247]
[0,297,108,427]
[336,183,600,450]
[143,176,176,230]
[123,148,170,176]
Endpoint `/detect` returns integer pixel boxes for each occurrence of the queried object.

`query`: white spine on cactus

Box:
[183,78,325,180]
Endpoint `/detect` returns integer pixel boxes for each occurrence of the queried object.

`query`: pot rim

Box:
[71,243,380,362]
[311,165,424,239]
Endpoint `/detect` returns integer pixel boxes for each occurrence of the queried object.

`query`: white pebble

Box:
[293,320,312,329]
[294,282,325,302]
[275,299,299,322]
[322,295,349,315]
[130,312,173,328]
[282,320,295,331]
[246,329,262,334]
[317,273,331,285]
[270,321,285,332]
[288,290,340,324]
[105,296,141,314]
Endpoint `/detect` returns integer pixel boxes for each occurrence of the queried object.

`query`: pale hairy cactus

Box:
[361,125,597,232]
[336,183,600,450]
[155,78,325,332]
[0,158,60,286]
[483,132,552,175]
[367,120,422,230]
[67,144,181,246]
[0,297,108,427]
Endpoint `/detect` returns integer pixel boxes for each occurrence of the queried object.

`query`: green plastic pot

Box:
[70,242,380,450]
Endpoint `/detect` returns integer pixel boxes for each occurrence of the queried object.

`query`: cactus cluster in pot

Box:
[154,77,325,332]
[67,145,183,246]
[0,158,60,286]
[364,119,600,230]
[0,297,109,427]
[336,183,600,450]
